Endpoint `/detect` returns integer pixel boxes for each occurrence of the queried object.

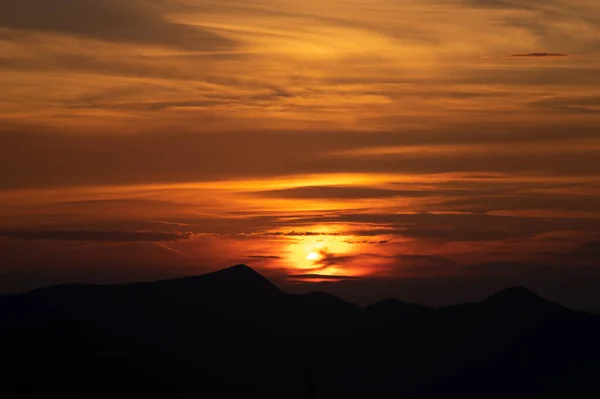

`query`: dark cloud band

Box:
[510,52,569,57]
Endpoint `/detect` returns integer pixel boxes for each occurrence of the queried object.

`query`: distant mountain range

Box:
[1,264,599,398]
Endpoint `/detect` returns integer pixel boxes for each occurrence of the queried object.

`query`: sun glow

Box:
[284,230,359,276]
[306,251,322,261]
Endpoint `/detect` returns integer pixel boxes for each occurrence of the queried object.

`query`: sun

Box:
[286,233,352,271]
[306,251,321,261]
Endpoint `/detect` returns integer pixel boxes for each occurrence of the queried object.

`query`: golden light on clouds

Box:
[2,0,598,131]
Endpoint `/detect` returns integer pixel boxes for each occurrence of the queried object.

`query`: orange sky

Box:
[1,0,599,309]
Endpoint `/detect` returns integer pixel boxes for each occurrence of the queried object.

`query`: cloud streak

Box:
[247,255,283,259]
[0,0,235,50]
[247,186,435,200]
[288,274,361,280]
[0,230,195,242]
[510,52,569,58]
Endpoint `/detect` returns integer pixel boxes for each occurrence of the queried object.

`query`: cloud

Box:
[436,192,600,214]
[154,242,190,258]
[510,52,569,58]
[253,231,346,237]
[310,251,391,270]
[342,239,391,244]
[247,186,434,200]
[149,220,192,227]
[59,198,176,206]
[247,255,282,259]
[0,230,195,242]
[395,254,456,265]
[288,212,600,243]
[578,240,600,255]
[531,96,600,114]
[299,251,456,276]
[544,239,600,263]
[0,0,234,51]
[272,87,294,98]
[465,0,533,9]
[313,252,361,268]
[232,210,600,246]
[288,274,361,280]
[2,124,600,190]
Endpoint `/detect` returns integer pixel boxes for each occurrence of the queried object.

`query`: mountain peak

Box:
[487,286,539,301]
[214,264,272,281]
[222,264,259,274]
[202,264,282,295]
[483,286,560,310]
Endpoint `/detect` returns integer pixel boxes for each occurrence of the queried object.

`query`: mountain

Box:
[366,298,436,317]
[1,265,599,399]
[364,298,437,337]
[429,290,600,398]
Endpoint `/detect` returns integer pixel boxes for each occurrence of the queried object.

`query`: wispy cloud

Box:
[154,242,190,258]
[0,0,235,50]
[251,231,347,237]
[247,255,283,259]
[0,230,195,242]
[510,52,569,58]
[247,186,434,200]
[149,220,192,227]
[288,274,362,280]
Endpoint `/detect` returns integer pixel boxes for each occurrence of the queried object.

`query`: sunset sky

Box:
[1,0,599,309]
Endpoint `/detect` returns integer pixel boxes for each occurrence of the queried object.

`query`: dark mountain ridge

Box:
[1,265,598,399]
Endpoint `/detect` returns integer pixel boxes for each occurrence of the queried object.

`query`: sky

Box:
[1,0,600,310]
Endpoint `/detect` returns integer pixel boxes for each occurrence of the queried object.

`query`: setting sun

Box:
[306,251,321,261]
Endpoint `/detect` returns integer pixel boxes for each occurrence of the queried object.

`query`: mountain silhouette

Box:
[191,263,283,295]
[1,265,599,399]
[482,286,562,309]
[366,298,436,318]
